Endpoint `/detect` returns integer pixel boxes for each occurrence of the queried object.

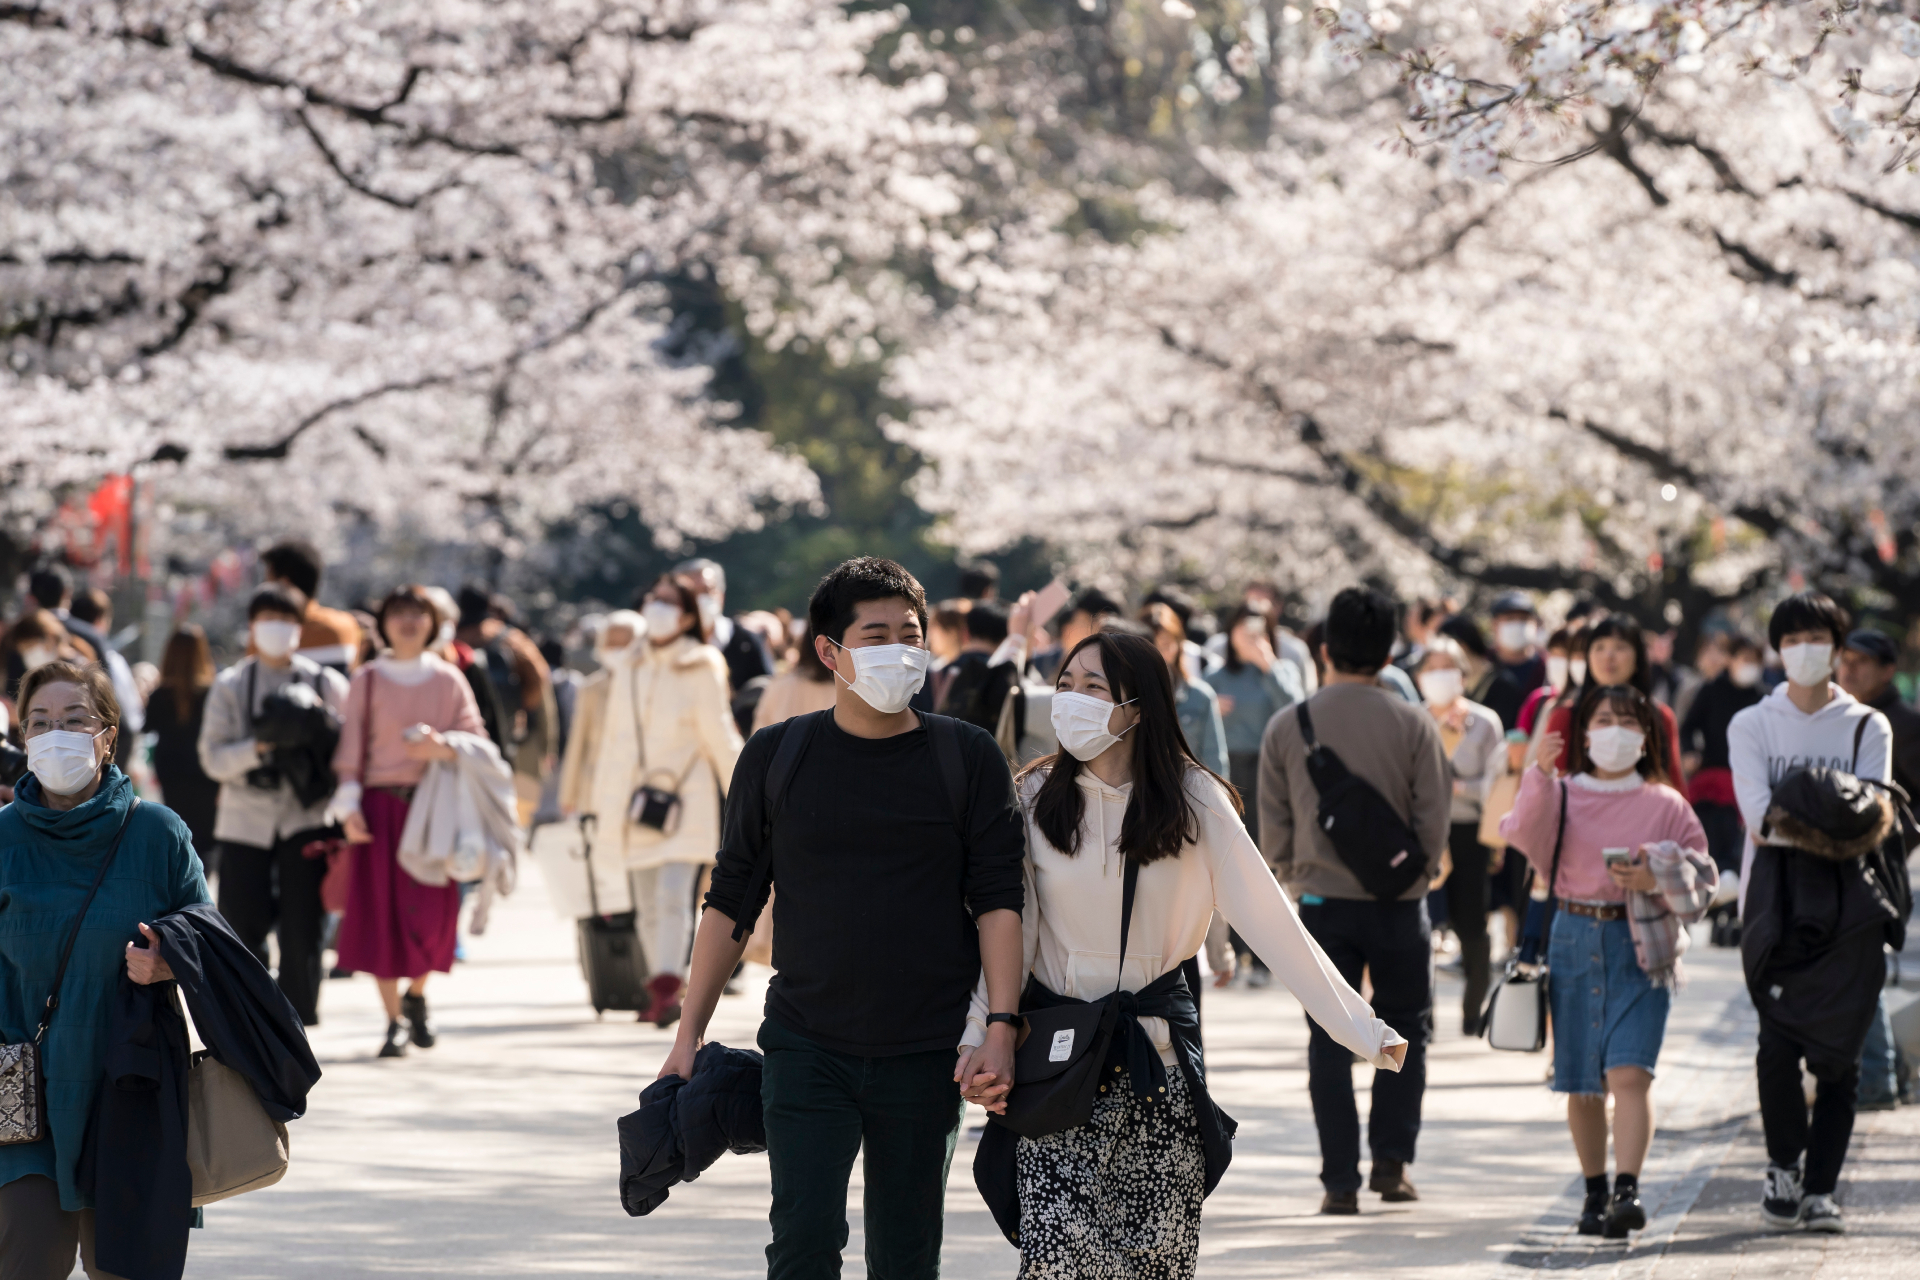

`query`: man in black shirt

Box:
[663,557,1025,1280]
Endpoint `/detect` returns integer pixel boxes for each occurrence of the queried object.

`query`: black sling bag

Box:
[1295,700,1427,901]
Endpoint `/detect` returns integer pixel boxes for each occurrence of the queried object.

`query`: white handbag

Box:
[1482,780,1565,1053]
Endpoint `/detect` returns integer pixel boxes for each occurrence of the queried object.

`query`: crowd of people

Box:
[0,544,1913,1278]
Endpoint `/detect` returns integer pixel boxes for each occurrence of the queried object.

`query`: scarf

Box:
[1626,839,1719,989]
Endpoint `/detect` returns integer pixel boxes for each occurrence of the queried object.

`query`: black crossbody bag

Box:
[996,855,1140,1140]
[1296,701,1427,900]
[0,800,139,1145]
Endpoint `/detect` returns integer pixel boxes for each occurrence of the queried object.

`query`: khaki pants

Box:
[0,1176,127,1280]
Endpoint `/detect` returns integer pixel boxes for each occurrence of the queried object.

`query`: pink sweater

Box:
[1498,765,1707,903]
[332,656,485,789]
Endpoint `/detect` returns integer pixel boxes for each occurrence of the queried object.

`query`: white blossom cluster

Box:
[0,0,974,557]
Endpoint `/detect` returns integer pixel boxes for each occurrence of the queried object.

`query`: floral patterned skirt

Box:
[1013,1065,1206,1279]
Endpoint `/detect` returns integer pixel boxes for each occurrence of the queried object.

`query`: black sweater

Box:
[705,712,1025,1056]
[1680,674,1763,772]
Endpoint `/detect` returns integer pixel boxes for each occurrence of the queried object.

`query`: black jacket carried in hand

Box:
[1742,767,1914,1067]
[82,903,322,1280]
[617,1043,766,1216]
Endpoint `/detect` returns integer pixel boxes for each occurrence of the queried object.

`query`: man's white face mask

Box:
[828,640,929,714]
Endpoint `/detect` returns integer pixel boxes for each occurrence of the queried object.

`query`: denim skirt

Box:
[1547,910,1670,1095]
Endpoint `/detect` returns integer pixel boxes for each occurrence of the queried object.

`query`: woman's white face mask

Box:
[19,645,55,672]
[252,619,302,659]
[1051,691,1136,761]
[1546,655,1570,692]
[1417,668,1464,708]
[28,727,109,796]
[829,640,929,714]
[641,600,686,640]
[1568,658,1588,688]
[1730,660,1762,688]
[1585,725,1646,774]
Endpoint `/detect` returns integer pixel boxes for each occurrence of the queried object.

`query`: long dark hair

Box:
[159,625,214,713]
[1579,613,1650,698]
[1023,631,1240,865]
[1567,683,1671,786]
[1221,603,1276,674]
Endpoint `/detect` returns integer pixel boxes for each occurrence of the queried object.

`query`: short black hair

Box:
[1324,586,1398,675]
[260,541,324,599]
[1437,613,1491,661]
[964,599,1009,645]
[457,583,493,629]
[957,560,999,600]
[248,583,309,621]
[27,564,71,611]
[1063,587,1125,627]
[68,586,111,626]
[1728,631,1765,659]
[1769,591,1849,651]
[808,557,928,647]
[1141,584,1196,630]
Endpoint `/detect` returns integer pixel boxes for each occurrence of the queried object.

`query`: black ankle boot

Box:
[379,1019,408,1058]
[1578,1175,1610,1236]
[1604,1179,1646,1238]
[401,991,436,1049]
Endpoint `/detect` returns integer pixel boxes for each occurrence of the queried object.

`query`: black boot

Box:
[1578,1174,1610,1236]
[1604,1175,1646,1238]
[401,990,436,1049]
[379,1019,408,1058]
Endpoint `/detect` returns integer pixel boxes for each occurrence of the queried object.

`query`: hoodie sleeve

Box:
[1855,709,1893,786]
[1726,703,1772,836]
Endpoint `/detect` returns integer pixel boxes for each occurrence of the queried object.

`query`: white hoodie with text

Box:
[1727,681,1891,913]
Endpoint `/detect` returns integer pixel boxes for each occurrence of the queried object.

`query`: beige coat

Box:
[558,636,742,870]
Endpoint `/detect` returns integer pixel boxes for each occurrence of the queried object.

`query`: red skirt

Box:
[335,786,459,979]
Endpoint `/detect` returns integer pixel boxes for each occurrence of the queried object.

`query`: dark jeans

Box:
[1694,801,1745,875]
[759,1018,963,1280]
[1297,897,1434,1193]
[1757,1020,1859,1195]
[1444,824,1492,1033]
[217,832,328,1026]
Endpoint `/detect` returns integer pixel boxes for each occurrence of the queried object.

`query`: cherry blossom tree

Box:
[0,0,973,572]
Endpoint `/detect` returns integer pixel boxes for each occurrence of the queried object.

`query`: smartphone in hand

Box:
[1602,846,1634,868]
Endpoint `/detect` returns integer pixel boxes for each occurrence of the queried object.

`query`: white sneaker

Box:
[1802,1194,1844,1234]
[1760,1164,1806,1230]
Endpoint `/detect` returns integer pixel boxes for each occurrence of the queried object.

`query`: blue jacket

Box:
[618,1042,766,1216]
[1174,679,1229,775]
[0,768,208,1209]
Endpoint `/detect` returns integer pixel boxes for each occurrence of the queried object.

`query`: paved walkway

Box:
[182,865,1917,1277]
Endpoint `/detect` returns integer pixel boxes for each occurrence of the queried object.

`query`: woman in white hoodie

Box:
[962,630,1405,1278]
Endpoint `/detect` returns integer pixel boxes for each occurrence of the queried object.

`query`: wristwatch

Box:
[986,1012,1024,1031]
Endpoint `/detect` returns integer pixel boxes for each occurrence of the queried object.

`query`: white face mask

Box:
[1585,725,1645,774]
[252,619,302,659]
[1780,642,1833,689]
[1568,658,1588,688]
[1418,668,1464,708]
[1546,655,1569,691]
[436,619,457,647]
[829,640,929,714]
[641,601,686,640]
[28,727,108,796]
[19,644,55,672]
[694,593,721,632]
[1496,620,1534,652]
[1730,660,1762,688]
[1051,691,1136,761]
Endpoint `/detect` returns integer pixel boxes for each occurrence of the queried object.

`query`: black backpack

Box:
[1295,700,1427,901]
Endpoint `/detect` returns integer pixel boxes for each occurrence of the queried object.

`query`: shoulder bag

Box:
[623,671,703,835]
[187,1051,290,1205]
[0,799,140,1145]
[996,855,1141,1139]
[1482,780,1565,1053]
[1296,700,1429,901]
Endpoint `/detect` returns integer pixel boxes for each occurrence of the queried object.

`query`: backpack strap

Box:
[729,710,823,941]
[1295,699,1318,750]
[921,712,970,835]
[1852,713,1869,774]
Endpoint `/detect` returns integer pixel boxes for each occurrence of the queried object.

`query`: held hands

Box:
[1607,848,1659,893]
[126,923,174,985]
[954,1022,1017,1114]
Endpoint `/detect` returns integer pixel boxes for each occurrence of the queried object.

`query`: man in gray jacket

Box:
[198,585,349,1026]
[1259,586,1451,1215]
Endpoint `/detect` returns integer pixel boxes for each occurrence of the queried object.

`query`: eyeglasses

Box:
[23,716,106,739]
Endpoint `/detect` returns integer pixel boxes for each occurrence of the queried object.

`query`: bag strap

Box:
[36,798,140,1045]
[922,712,970,835]
[577,813,603,918]
[730,710,823,941]
[1295,699,1317,750]
[1545,780,1568,902]
[1852,713,1869,774]
[1113,854,1140,997]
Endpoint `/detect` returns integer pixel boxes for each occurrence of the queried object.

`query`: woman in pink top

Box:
[1500,684,1712,1242]
[329,585,485,1059]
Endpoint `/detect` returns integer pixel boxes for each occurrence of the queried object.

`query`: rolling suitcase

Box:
[574,815,649,1016]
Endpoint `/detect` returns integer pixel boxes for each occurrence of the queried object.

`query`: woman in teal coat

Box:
[0,661,209,1277]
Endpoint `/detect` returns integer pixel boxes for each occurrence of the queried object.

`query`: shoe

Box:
[400,991,436,1049]
[1319,1190,1359,1215]
[378,1019,408,1058]
[647,974,684,1029]
[1802,1193,1844,1234]
[1603,1187,1646,1238]
[1760,1163,1806,1230]
[1368,1159,1418,1202]
[1578,1179,1611,1236]
[1462,1015,1484,1038]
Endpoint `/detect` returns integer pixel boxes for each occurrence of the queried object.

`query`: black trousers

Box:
[1444,823,1492,1033]
[1756,1020,1860,1196]
[1297,897,1434,1192]
[1694,801,1745,875]
[217,833,328,1026]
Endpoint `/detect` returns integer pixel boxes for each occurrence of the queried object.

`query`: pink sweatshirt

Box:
[1498,765,1707,903]
[332,655,485,789]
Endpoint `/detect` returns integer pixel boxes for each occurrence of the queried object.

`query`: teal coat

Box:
[0,767,209,1209]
